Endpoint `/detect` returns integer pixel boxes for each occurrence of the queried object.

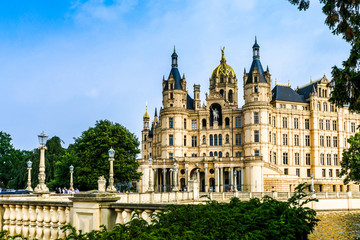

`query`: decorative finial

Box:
[275,78,277,85]
[174,45,176,53]
[220,47,226,64]
[154,107,158,117]
[255,36,257,44]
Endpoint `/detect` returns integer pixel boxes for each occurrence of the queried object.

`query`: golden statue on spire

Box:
[221,47,226,64]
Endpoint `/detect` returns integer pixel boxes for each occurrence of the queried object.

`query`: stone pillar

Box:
[241,167,244,191]
[204,164,208,192]
[215,166,219,192]
[163,167,166,192]
[220,167,224,192]
[230,167,234,191]
[185,166,189,191]
[98,176,106,192]
[34,146,49,193]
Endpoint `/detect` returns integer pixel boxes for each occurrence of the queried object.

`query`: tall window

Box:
[294,153,300,165]
[336,169,340,177]
[184,119,187,129]
[236,134,242,145]
[273,152,277,164]
[305,119,309,129]
[327,154,331,165]
[192,120,197,130]
[254,112,259,124]
[334,154,338,165]
[273,116,276,127]
[296,168,300,177]
[184,135,186,146]
[320,154,325,165]
[306,153,310,165]
[294,135,299,146]
[236,117,241,128]
[254,131,259,142]
[319,119,323,130]
[219,134,222,145]
[323,103,328,111]
[214,134,218,146]
[236,152,242,157]
[273,133,276,145]
[351,122,356,132]
[332,120,337,131]
[326,120,330,130]
[307,169,311,177]
[294,118,299,129]
[169,135,174,146]
[320,136,324,147]
[192,136,197,147]
[305,135,310,146]
[282,117,288,128]
[210,135,213,146]
[333,136,338,147]
[169,153,173,159]
[169,118,173,128]
[284,168,289,175]
[322,169,326,177]
[282,134,288,145]
[329,169,333,177]
[283,152,288,165]
[326,136,331,147]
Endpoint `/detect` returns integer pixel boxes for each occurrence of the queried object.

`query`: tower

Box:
[142,106,150,160]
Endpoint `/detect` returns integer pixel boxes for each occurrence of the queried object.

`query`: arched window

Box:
[210,135,213,146]
[226,152,229,157]
[225,117,230,127]
[226,134,230,144]
[219,134,222,145]
[219,151,223,157]
[228,90,233,102]
[202,135,206,144]
[214,151,218,156]
[210,152,213,157]
[202,119,207,128]
[214,134,218,146]
[220,89,224,98]
[220,77,224,83]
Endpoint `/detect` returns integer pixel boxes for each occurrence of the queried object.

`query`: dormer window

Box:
[170,83,173,90]
[254,76,258,83]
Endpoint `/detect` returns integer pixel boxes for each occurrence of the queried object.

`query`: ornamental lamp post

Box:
[26,160,33,191]
[147,157,154,192]
[106,147,116,192]
[69,165,74,193]
[34,131,49,193]
[173,162,179,192]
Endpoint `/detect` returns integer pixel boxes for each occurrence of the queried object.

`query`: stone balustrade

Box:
[0,200,72,239]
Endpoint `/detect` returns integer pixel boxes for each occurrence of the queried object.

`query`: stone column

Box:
[185,166,189,191]
[163,167,166,192]
[241,167,244,191]
[230,167,234,191]
[220,167,224,192]
[215,166,219,192]
[148,165,154,192]
[204,164,208,192]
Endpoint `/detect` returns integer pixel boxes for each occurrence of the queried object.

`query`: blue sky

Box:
[0,0,349,150]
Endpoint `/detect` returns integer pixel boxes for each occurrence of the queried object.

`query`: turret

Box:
[194,84,201,110]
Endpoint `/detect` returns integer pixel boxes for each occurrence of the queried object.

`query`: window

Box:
[320,154,325,165]
[226,152,230,157]
[169,118,173,128]
[169,153,173,159]
[254,131,259,142]
[334,154,338,165]
[283,152,288,164]
[273,116,276,127]
[296,168,300,177]
[294,135,299,146]
[219,134,222,146]
[169,135,174,146]
[254,86,258,93]
[214,134,218,146]
[184,119,187,129]
[202,135,206,144]
[273,133,276,145]
[210,135,213,146]
[294,118,299,129]
[305,119,309,129]
[184,135,186,146]
[326,120,330,130]
[254,150,260,156]
[225,118,230,127]
[269,131,271,143]
[306,153,310,165]
[323,103,328,111]
[333,136,338,147]
[322,169,326,177]
[202,119,206,128]
[351,122,356,132]
[282,117,288,128]
[210,152,213,157]
[332,120,337,131]
[236,117,241,128]
[307,169,311,177]
[236,134,242,145]
[320,136,324,147]
[336,169,340,177]
[294,153,300,165]
[319,119,323,130]
[284,168,289,175]
[273,152,277,164]
[254,112,259,124]
[282,134,288,145]
[219,151,223,157]
[305,135,310,146]
[192,136,197,147]
[326,136,331,147]
[318,102,321,111]
[192,120,197,130]
[226,134,230,144]
[327,154,331,165]
[329,169,333,177]
[236,152,242,157]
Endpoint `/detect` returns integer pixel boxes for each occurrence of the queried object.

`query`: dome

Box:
[211,47,236,78]
[143,107,150,120]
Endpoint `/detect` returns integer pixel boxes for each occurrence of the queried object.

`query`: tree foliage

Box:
[58,120,141,190]
[288,0,360,112]
[340,132,360,184]
[58,184,318,240]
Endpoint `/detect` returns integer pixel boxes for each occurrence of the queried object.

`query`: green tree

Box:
[62,120,141,190]
[288,0,360,112]
[340,132,360,184]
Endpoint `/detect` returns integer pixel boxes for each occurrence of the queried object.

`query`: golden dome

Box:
[211,47,236,78]
[143,107,150,120]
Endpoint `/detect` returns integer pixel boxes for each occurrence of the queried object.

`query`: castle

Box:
[137,39,360,193]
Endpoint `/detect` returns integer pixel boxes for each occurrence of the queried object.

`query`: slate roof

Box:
[246,59,267,84]
[187,94,194,110]
[272,85,306,103]
[163,67,183,90]
[296,80,321,100]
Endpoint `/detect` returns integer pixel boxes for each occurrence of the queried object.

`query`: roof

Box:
[163,67,183,90]
[211,47,236,78]
[272,85,306,103]
[296,80,321,100]
[246,59,267,84]
[186,94,194,110]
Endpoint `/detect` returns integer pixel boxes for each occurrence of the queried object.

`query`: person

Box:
[75,188,79,193]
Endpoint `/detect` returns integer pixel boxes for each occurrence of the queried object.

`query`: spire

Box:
[143,105,150,120]
[171,46,178,68]
[252,36,260,59]
[154,107,158,117]
[220,47,226,64]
